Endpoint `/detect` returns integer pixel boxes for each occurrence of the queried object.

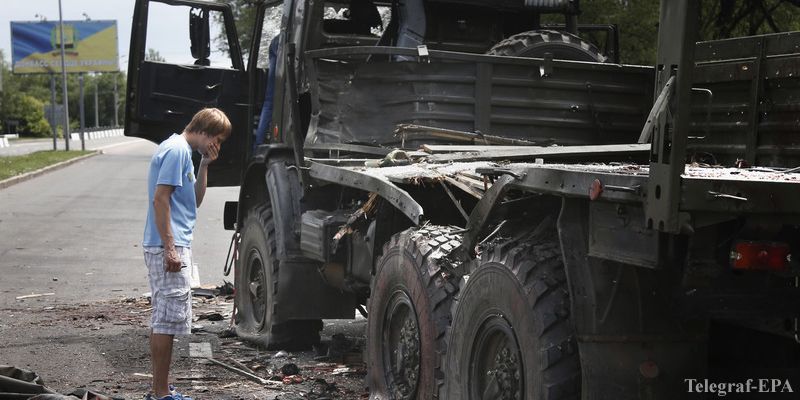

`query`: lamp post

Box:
[113,74,119,127]
[94,77,99,128]
[58,0,70,150]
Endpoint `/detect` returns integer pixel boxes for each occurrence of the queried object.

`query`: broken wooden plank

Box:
[444,176,484,199]
[395,124,540,146]
[228,358,257,375]
[428,143,650,163]
[206,357,280,387]
[422,145,528,153]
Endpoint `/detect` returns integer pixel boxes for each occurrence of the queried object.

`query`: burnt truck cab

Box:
[126,0,800,398]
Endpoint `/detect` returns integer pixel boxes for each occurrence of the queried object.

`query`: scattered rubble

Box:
[1,291,369,399]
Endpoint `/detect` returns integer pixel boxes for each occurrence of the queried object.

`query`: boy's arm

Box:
[195,141,219,207]
[153,184,182,272]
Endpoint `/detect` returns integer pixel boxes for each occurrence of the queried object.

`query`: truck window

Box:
[145,2,236,69]
[323,0,391,37]
[256,5,283,69]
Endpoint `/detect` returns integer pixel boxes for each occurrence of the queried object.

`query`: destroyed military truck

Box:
[126,0,800,398]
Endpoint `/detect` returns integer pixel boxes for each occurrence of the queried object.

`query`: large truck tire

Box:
[487,29,607,62]
[367,225,463,400]
[443,240,581,399]
[234,202,322,350]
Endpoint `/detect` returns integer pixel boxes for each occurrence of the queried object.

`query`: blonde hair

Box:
[185,108,232,138]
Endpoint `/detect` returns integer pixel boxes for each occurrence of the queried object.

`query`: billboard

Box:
[11,20,119,74]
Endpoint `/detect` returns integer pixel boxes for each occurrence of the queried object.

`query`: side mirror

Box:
[189,8,211,66]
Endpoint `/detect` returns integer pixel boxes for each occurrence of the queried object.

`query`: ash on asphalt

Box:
[0,292,369,399]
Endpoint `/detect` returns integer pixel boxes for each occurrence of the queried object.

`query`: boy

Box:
[142,108,231,400]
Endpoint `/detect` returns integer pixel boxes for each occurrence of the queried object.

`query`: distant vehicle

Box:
[127,0,800,398]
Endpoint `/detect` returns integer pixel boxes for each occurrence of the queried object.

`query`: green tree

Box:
[212,1,256,60]
[3,93,52,137]
[571,0,800,65]
[65,72,126,129]
[698,0,800,40]
[146,48,166,62]
[0,50,50,136]
[577,0,660,65]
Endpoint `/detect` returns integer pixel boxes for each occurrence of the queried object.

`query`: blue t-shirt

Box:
[143,133,197,247]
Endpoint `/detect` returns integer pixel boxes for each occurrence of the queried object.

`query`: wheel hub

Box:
[383,291,421,400]
[470,315,523,400]
[487,347,521,400]
[247,250,266,326]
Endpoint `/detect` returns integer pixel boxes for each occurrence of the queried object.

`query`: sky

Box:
[0,0,219,73]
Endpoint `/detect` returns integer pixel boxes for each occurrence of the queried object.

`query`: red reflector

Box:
[730,241,791,271]
[589,179,603,201]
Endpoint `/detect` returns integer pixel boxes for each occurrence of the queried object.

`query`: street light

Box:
[57,0,70,150]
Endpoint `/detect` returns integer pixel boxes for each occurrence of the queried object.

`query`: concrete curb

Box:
[0,151,102,190]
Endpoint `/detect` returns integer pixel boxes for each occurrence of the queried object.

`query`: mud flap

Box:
[558,198,708,399]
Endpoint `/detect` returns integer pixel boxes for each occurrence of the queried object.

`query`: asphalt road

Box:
[0,138,240,307]
[0,139,367,398]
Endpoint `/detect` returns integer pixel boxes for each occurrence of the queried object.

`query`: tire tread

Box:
[486,29,607,62]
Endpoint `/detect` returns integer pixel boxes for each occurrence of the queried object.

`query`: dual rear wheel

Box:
[444,241,581,400]
[367,227,580,400]
[367,225,463,399]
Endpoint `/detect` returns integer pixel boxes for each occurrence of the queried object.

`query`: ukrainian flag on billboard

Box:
[11,20,119,74]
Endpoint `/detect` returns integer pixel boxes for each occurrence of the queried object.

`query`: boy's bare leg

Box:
[151,332,174,398]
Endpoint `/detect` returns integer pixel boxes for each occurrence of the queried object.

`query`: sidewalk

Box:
[0,129,141,157]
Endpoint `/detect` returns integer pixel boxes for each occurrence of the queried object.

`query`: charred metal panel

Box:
[589,202,660,269]
[690,31,800,167]
[306,160,424,224]
[305,46,653,149]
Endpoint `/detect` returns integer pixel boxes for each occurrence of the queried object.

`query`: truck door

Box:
[125,0,247,187]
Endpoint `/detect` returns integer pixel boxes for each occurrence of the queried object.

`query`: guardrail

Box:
[69,127,124,141]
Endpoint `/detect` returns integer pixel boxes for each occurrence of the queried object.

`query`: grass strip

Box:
[0,150,93,181]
